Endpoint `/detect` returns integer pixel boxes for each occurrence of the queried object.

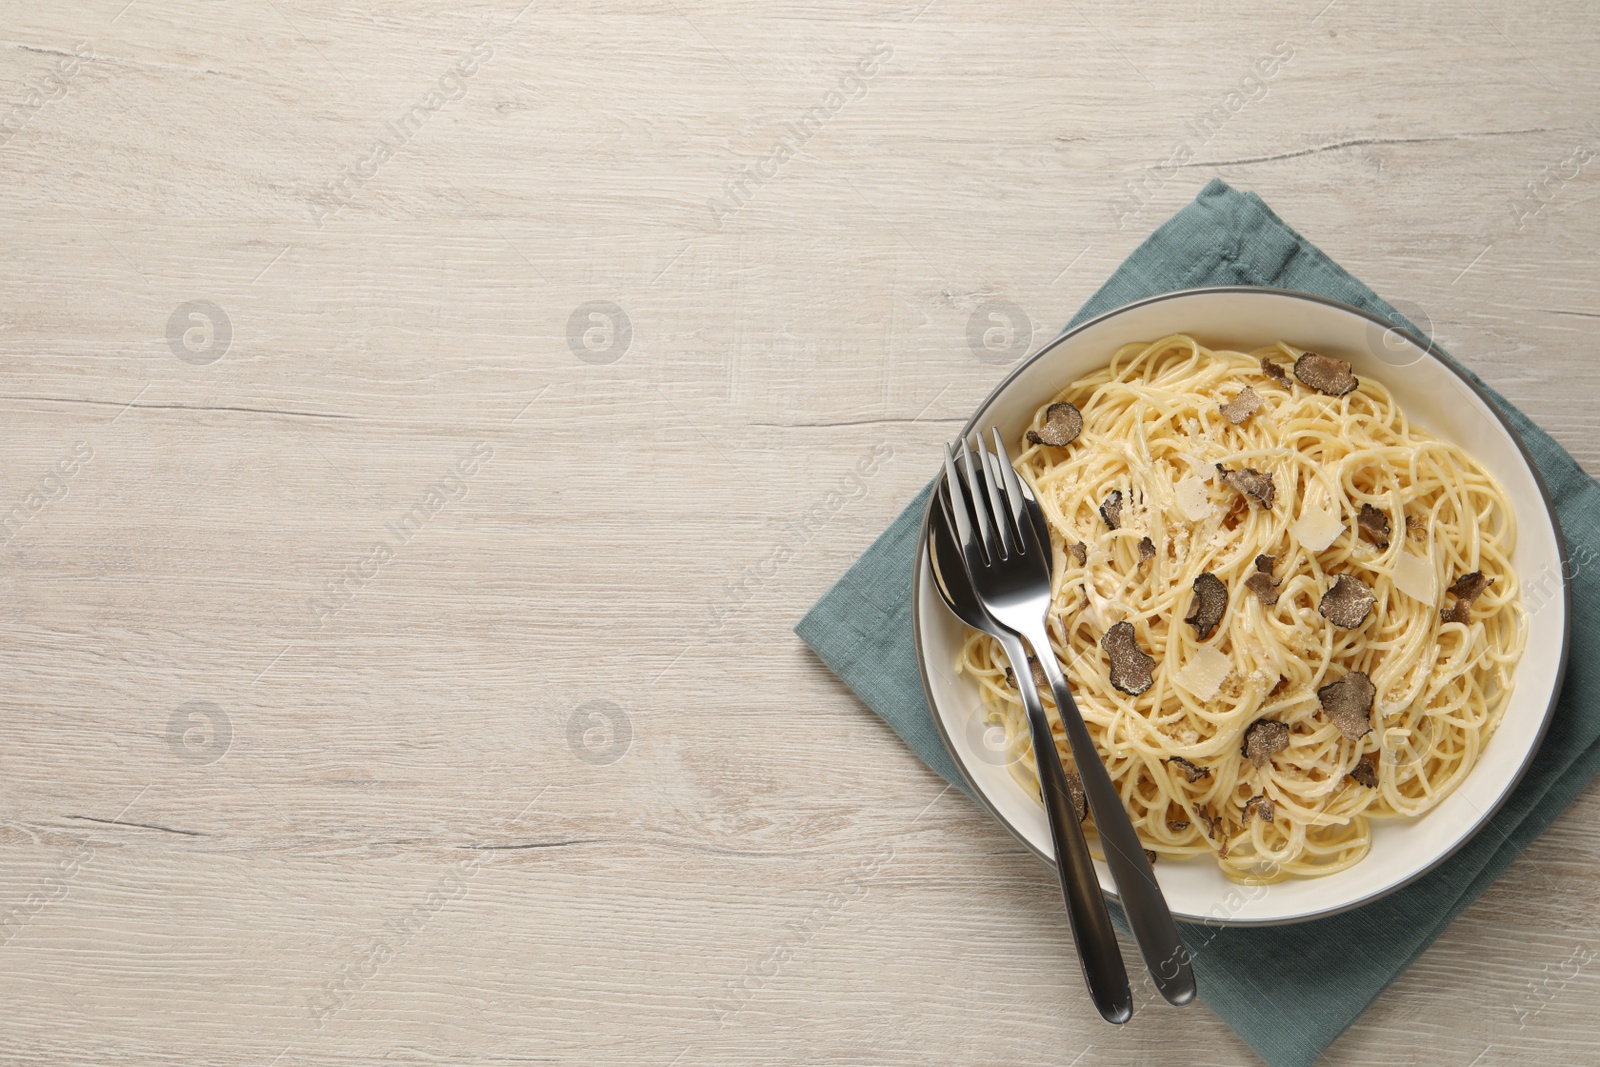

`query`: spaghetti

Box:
[958,335,1526,882]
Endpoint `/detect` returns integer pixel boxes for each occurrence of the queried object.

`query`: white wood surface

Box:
[2,2,1598,1063]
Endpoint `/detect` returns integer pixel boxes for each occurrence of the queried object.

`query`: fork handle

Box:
[1023,625,1197,1008]
[998,632,1132,1025]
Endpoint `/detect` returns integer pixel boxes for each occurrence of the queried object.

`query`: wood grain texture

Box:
[1,1,1598,1063]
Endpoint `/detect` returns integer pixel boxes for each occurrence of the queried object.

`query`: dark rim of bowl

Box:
[912,284,1572,927]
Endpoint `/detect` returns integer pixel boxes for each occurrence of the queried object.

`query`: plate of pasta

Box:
[913,287,1569,925]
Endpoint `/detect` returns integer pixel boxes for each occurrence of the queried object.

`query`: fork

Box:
[944,430,1196,1007]
[935,481,1132,1024]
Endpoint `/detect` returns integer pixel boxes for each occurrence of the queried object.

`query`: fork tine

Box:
[942,442,977,555]
[973,431,1015,558]
[991,428,1034,554]
[959,436,996,562]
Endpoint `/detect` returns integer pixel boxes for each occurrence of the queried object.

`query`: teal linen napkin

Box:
[796,179,1600,1067]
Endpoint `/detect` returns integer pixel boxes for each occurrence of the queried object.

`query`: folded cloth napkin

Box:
[796,179,1600,1067]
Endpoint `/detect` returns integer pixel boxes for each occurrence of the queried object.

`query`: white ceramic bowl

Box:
[913,287,1570,925]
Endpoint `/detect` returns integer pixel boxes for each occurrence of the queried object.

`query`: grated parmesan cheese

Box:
[1175,645,1233,702]
[1293,503,1345,553]
[1392,549,1437,605]
[1175,474,1215,521]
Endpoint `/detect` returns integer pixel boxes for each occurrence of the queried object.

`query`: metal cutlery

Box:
[941,429,1196,1010]
[931,470,1133,1024]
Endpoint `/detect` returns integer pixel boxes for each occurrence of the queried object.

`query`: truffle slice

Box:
[1259,355,1292,388]
[1216,464,1277,509]
[1137,536,1156,567]
[1144,849,1159,866]
[1349,756,1379,788]
[1064,769,1087,822]
[1167,819,1190,832]
[1166,756,1210,783]
[1099,489,1123,530]
[1243,795,1275,823]
[1442,571,1494,624]
[1246,553,1282,606]
[1068,540,1088,566]
[1448,571,1493,598]
[1317,671,1376,741]
[1025,402,1084,447]
[1294,352,1359,396]
[1405,514,1426,542]
[1357,503,1391,549]
[1197,808,1232,854]
[1185,572,1229,641]
[1004,657,1051,694]
[1245,573,1281,606]
[1101,621,1155,696]
[1319,574,1377,629]
[1219,386,1263,425]
[1242,719,1290,768]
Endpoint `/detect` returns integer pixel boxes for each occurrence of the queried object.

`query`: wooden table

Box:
[3,2,1597,1063]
